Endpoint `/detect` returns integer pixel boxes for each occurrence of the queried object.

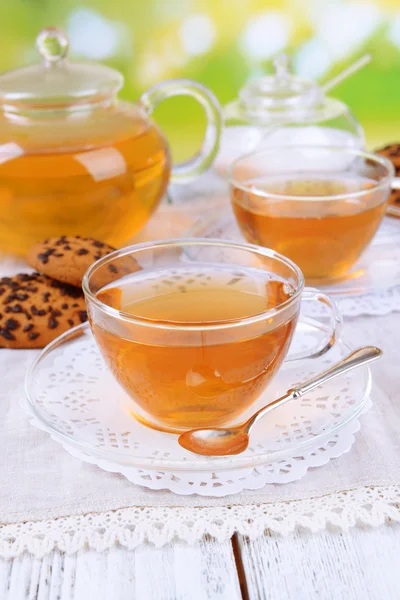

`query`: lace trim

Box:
[1,485,399,557]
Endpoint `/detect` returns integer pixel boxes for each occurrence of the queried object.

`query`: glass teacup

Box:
[229,146,394,283]
[83,239,341,433]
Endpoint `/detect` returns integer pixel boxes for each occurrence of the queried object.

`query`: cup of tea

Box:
[83,239,341,433]
[228,146,394,283]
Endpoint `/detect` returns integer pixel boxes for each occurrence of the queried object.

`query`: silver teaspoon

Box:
[178,346,382,457]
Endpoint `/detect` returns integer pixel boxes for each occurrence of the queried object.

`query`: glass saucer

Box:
[24,321,371,475]
[188,211,400,296]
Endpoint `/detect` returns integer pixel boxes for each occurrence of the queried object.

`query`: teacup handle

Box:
[140,79,223,184]
[288,287,343,361]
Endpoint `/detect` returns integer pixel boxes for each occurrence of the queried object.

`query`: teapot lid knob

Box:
[36,27,69,64]
[236,52,322,123]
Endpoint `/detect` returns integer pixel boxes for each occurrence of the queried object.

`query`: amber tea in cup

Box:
[229,147,394,282]
[83,240,340,433]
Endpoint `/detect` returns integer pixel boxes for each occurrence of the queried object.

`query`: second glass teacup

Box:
[229,146,394,283]
[83,239,341,433]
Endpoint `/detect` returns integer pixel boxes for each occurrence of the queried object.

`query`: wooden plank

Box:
[59,552,77,600]
[238,524,400,600]
[177,537,241,599]
[0,557,11,598]
[105,546,136,600]
[2,525,400,600]
[0,540,241,600]
[134,538,242,600]
[133,542,176,598]
[35,553,52,600]
[47,551,64,600]
[6,553,38,600]
[2,552,62,600]
[197,536,242,599]
[73,550,108,600]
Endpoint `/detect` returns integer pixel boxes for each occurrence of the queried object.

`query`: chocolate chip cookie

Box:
[0,273,87,349]
[389,187,400,205]
[26,236,116,288]
[376,143,400,176]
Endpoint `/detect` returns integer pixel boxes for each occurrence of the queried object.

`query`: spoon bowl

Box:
[179,428,249,456]
[178,346,382,456]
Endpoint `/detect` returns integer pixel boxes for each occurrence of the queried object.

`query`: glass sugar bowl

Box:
[0,27,222,255]
[216,54,364,174]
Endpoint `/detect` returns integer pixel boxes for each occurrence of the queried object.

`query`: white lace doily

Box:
[24,323,371,497]
[189,214,400,317]
[1,485,399,557]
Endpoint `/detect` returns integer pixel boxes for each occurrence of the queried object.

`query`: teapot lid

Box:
[233,54,324,123]
[0,27,123,108]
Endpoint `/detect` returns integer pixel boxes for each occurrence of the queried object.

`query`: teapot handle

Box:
[140,79,223,184]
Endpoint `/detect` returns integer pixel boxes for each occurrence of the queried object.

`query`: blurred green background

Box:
[1,0,400,160]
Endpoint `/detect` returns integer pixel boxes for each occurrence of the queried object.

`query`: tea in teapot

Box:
[0,28,222,255]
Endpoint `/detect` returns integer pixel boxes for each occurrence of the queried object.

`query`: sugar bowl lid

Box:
[0,27,123,108]
[227,54,326,124]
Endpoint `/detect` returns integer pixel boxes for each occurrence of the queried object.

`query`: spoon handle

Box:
[246,346,382,431]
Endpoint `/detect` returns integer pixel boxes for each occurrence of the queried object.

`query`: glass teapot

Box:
[0,27,222,255]
[216,54,364,173]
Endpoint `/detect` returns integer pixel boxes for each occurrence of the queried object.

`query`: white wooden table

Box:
[1,525,400,599]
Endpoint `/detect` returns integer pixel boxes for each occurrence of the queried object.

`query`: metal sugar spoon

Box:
[178,346,382,457]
